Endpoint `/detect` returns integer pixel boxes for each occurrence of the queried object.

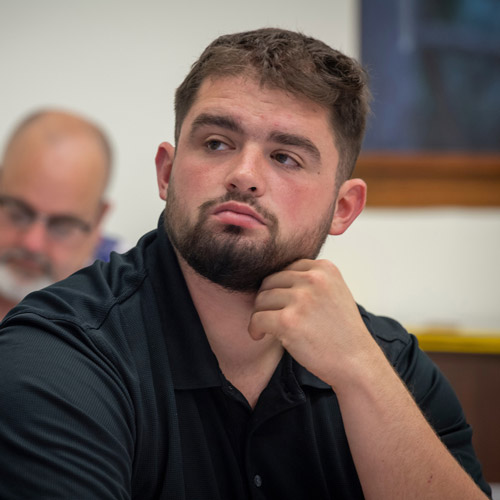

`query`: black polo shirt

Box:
[0,215,492,499]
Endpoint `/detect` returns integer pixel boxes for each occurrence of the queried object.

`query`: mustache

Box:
[197,191,278,227]
[0,247,53,276]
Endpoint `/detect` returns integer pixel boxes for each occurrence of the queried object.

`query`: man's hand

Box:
[248,258,378,389]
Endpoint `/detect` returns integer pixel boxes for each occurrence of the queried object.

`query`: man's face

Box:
[160,76,341,292]
[0,133,107,301]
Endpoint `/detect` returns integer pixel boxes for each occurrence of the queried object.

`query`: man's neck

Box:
[178,257,283,408]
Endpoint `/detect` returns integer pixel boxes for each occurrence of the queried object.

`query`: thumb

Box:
[248,311,267,341]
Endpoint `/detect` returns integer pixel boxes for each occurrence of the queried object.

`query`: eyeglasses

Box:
[0,194,93,243]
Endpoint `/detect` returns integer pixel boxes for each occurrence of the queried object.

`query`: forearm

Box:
[333,349,488,500]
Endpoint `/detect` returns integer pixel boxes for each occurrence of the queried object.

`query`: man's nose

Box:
[18,220,49,254]
[224,147,267,196]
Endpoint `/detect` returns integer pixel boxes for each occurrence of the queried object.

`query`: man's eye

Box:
[3,202,33,226]
[49,222,76,238]
[8,207,33,224]
[205,139,228,151]
[272,152,301,168]
[48,218,89,240]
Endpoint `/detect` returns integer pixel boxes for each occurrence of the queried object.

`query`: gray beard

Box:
[0,262,53,303]
[164,189,333,293]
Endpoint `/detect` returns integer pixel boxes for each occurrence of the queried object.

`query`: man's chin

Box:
[0,263,54,303]
[6,258,47,278]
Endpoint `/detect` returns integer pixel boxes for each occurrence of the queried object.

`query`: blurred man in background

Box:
[0,109,118,320]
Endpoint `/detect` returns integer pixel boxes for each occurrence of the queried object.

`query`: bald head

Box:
[0,110,113,312]
[2,110,112,192]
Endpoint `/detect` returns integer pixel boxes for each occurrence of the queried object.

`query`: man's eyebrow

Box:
[189,114,321,161]
[269,131,321,161]
[190,113,243,136]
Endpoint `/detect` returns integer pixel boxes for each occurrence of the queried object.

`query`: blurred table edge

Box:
[413,328,500,354]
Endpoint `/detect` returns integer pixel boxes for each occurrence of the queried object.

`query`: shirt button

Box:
[253,474,262,488]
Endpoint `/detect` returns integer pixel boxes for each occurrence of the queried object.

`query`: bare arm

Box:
[249,259,489,499]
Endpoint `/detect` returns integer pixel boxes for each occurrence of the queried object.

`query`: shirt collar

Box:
[293,361,331,390]
[148,213,222,390]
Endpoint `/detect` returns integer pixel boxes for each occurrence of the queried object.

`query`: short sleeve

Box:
[0,313,135,499]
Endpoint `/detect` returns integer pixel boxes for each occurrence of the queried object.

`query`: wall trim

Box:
[353,152,500,207]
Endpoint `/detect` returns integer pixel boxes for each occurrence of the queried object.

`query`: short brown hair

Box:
[174,28,371,183]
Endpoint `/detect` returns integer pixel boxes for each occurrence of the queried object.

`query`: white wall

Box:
[1,0,499,331]
[319,208,500,331]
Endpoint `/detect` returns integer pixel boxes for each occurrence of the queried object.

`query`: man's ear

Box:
[87,201,111,242]
[95,200,111,228]
[155,142,175,201]
[329,178,367,236]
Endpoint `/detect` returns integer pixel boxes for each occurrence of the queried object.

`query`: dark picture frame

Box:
[356,0,500,207]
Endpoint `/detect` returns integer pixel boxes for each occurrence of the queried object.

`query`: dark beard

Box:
[164,189,332,293]
[169,221,298,293]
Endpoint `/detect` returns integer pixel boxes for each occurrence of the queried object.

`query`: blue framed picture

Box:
[361,0,500,153]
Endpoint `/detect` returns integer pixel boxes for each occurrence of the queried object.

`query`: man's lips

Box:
[211,201,266,228]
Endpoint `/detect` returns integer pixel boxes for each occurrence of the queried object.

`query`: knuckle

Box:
[318,259,342,280]
[303,268,327,290]
[319,258,338,273]
[254,292,265,310]
[295,287,311,305]
[279,308,298,331]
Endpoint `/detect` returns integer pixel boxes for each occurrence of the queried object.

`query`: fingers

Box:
[248,310,276,341]
[250,258,376,385]
[258,258,328,292]
[249,304,300,342]
[250,288,290,340]
[250,259,326,341]
[249,258,349,345]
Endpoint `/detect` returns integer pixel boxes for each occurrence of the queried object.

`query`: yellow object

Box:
[412,327,500,354]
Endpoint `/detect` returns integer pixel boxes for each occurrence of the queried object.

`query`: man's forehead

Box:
[183,76,337,151]
[1,141,107,217]
[188,76,324,122]
[194,74,282,103]
[7,125,102,160]
[4,114,109,182]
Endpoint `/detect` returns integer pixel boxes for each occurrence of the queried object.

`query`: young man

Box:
[0,110,121,320]
[0,29,491,499]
